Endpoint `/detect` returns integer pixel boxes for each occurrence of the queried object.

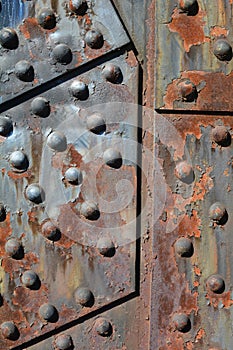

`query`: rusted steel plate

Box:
[0,43,139,348]
[150,113,233,349]
[155,0,233,111]
[0,0,129,106]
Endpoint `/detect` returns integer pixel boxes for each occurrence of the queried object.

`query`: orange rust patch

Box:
[193,280,199,287]
[210,26,228,38]
[206,290,233,308]
[194,266,201,276]
[168,8,209,52]
[126,50,138,67]
[186,342,194,350]
[7,170,31,180]
[0,214,12,255]
[223,168,229,176]
[196,328,206,341]
[19,18,44,40]
[192,167,214,202]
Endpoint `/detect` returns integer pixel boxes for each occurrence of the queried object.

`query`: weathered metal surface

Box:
[155,0,233,110]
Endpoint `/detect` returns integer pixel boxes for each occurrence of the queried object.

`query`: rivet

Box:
[174,237,194,258]
[15,60,34,82]
[103,148,122,169]
[206,274,225,294]
[31,97,50,118]
[25,184,45,204]
[47,131,67,152]
[177,79,197,102]
[80,201,100,220]
[69,0,87,15]
[84,29,104,49]
[175,161,194,184]
[0,321,19,340]
[214,39,232,61]
[95,318,113,337]
[0,116,13,137]
[52,44,72,65]
[54,334,73,350]
[209,202,227,225]
[86,113,106,134]
[0,27,19,50]
[0,204,6,222]
[9,151,29,172]
[172,313,191,333]
[211,125,231,147]
[37,8,56,30]
[41,221,61,241]
[97,237,115,257]
[74,287,94,307]
[70,80,89,100]
[22,270,39,289]
[65,167,82,185]
[5,239,24,259]
[179,0,198,14]
[39,303,58,322]
[102,63,123,84]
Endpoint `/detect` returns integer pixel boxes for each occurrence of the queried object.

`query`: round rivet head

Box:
[206,274,225,294]
[86,113,106,134]
[41,221,61,241]
[1,321,19,340]
[209,202,227,225]
[211,125,231,147]
[65,167,82,185]
[74,287,94,307]
[55,334,73,350]
[22,270,39,288]
[102,63,123,84]
[9,151,29,172]
[37,8,56,30]
[85,29,104,49]
[0,28,19,50]
[172,313,191,333]
[179,0,198,14]
[25,184,45,204]
[15,60,34,82]
[95,318,113,337]
[70,80,89,100]
[69,0,87,15]
[103,148,122,169]
[214,39,232,61]
[5,239,24,259]
[97,237,115,257]
[175,161,194,184]
[39,303,58,322]
[80,201,100,220]
[31,97,50,118]
[0,116,13,137]
[177,79,197,102]
[47,131,67,152]
[52,44,73,65]
[0,204,6,222]
[174,237,194,258]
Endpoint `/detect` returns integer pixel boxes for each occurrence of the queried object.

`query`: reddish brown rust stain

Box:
[164,71,233,110]
[206,290,233,308]
[19,18,44,40]
[84,41,111,60]
[192,167,214,202]
[168,8,209,52]
[196,328,206,340]
[0,214,12,255]
[7,170,32,180]
[126,50,138,68]
[210,26,228,38]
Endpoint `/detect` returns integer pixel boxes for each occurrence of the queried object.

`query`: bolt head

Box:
[52,44,73,65]
[22,270,39,288]
[0,116,13,137]
[5,239,23,259]
[69,0,87,15]
[86,113,106,134]
[211,125,231,146]
[85,29,104,49]
[95,318,113,337]
[41,221,61,241]
[55,334,73,350]
[103,148,122,169]
[80,201,100,220]
[15,60,34,82]
[174,237,194,257]
[0,27,19,50]
[47,131,67,152]
[172,313,191,333]
[65,167,82,185]
[31,97,50,118]
[37,8,56,30]
[9,151,29,172]
[70,80,89,100]
[206,274,225,294]
[214,39,232,61]
[175,161,194,184]
[25,184,45,204]
[177,79,197,102]
[1,321,19,340]
[97,237,115,257]
[102,63,123,84]
[74,287,94,307]
[209,202,227,224]
[39,303,58,322]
